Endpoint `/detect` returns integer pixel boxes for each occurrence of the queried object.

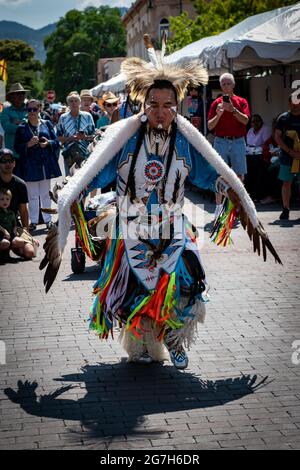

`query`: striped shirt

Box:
[57,110,95,155]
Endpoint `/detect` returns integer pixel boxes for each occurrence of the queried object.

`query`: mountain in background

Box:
[0,20,56,63]
[0,7,128,63]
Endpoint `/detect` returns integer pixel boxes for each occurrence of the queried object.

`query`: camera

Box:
[222,94,230,103]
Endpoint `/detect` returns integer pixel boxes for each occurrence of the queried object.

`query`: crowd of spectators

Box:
[188,73,300,221]
[0,76,299,262]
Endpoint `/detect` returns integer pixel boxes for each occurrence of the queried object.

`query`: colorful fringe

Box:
[125,271,182,341]
[72,202,98,259]
[88,223,204,342]
[89,232,124,338]
[210,198,237,247]
[185,222,197,243]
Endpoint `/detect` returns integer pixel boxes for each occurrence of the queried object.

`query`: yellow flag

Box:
[0,59,8,85]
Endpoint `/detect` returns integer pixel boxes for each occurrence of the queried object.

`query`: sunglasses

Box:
[0,158,15,164]
[27,107,39,112]
[105,103,117,108]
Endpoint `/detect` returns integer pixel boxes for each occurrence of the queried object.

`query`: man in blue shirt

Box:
[0,83,28,168]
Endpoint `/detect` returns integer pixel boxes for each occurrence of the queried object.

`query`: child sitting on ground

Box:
[0,188,35,262]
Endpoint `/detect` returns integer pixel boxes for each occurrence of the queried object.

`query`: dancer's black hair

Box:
[162,119,177,202]
[123,95,130,119]
[124,121,147,201]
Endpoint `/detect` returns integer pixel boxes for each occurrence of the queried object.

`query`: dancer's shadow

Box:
[4,362,270,447]
[269,218,300,227]
[63,265,100,282]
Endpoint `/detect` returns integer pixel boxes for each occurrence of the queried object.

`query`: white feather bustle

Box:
[57,114,141,252]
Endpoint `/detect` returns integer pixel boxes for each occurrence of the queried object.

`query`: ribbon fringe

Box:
[210,199,237,247]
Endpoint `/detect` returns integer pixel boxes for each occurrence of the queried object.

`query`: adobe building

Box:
[97,57,126,83]
[122,0,197,59]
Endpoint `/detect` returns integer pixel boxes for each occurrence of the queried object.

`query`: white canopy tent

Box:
[165,3,300,134]
[91,72,126,97]
[165,3,300,74]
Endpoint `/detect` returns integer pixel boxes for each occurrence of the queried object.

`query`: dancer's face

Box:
[145,88,177,130]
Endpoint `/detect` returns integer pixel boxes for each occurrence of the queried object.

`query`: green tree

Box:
[44,6,126,101]
[168,0,297,53]
[0,39,42,96]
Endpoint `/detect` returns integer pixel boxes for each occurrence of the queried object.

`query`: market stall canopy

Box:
[91,72,126,96]
[165,3,300,74]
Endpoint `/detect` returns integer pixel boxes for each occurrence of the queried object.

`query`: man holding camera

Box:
[208,73,250,220]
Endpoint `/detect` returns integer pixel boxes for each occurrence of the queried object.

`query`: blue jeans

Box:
[214,137,247,176]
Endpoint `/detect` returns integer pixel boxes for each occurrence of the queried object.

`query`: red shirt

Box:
[208,95,250,138]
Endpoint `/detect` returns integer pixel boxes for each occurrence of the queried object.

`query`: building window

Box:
[159,18,169,39]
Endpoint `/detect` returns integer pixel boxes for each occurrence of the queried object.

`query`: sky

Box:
[0,0,133,29]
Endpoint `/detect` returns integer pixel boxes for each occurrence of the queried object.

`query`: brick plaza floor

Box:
[0,192,300,450]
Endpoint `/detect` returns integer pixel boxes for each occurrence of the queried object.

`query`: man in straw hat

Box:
[41,35,281,370]
[80,89,99,126]
[0,84,29,165]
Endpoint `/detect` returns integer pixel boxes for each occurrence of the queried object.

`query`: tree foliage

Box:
[168,0,297,53]
[44,6,126,101]
[0,39,42,96]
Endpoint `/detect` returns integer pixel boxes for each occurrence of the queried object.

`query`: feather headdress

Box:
[121,34,208,102]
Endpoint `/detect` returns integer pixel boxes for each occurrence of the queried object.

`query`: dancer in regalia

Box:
[41,35,281,369]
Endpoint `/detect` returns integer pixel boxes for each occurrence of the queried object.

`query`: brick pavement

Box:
[0,191,300,450]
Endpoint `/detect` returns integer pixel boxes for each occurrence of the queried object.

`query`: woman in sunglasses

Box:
[96,92,120,129]
[14,99,61,231]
